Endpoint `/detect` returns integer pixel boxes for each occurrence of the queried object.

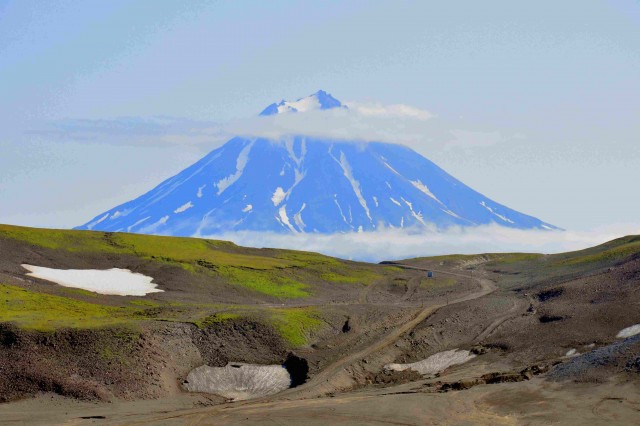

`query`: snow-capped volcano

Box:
[259,90,345,115]
[77,91,557,236]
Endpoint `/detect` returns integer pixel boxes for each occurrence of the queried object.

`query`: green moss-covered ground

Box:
[2,225,639,348]
[0,283,324,347]
[0,225,384,299]
[0,284,141,330]
[266,307,323,347]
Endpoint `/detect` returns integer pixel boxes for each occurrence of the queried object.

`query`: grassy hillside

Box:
[0,281,322,346]
[4,224,637,346]
[0,225,397,347]
[0,284,139,330]
[0,224,384,299]
[479,235,640,290]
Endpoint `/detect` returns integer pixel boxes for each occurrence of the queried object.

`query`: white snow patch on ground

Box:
[293,203,306,232]
[184,363,290,401]
[565,349,579,357]
[21,264,163,296]
[271,187,286,206]
[110,211,122,220]
[617,324,640,339]
[127,216,151,232]
[284,138,307,167]
[197,184,206,198]
[385,349,475,376]
[333,195,349,226]
[215,142,254,195]
[242,204,253,213]
[329,148,371,222]
[138,215,169,234]
[480,201,515,224]
[402,198,426,226]
[442,208,462,219]
[390,197,401,207]
[372,196,379,207]
[278,168,306,209]
[381,160,401,175]
[277,94,321,114]
[411,180,443,204]
[174,201,194,214]
[85,213,109,230]
[278,205,297,233]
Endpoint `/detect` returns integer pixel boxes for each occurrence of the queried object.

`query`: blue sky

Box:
[1,0,639,233]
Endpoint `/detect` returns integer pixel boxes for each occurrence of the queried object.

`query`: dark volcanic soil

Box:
[0,323,160,402]
[1,229,640,424]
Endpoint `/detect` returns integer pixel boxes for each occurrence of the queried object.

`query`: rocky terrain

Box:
[0,224,639,424]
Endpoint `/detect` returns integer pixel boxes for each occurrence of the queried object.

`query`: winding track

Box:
[283,268,495,399]
[126,265,497,425]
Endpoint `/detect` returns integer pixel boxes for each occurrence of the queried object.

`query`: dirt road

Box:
[126,266,497,425]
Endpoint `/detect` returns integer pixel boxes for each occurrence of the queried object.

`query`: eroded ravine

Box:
[128,266,497,424]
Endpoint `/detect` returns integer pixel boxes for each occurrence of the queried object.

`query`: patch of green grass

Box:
[267,307,323,347]
[100,329,140,365]
[128,299,162,307]
[320,272,364,284]
[407,253,543,266]
[0,284,141,330]
[0,225,123,254]
[58,287,99,298]
[0,225,299,271]
[101,347,118,362]
[391,277,408,286]
[320,268,380,285]
[194,312,241,329]
[555,240,640,266]
[486,253,545,266]
[191,306,323,347]
[274,250,342,266]
[420,276,456,287]
[218,267,310,298]
[0,283,321,347]
[112,233,295,270]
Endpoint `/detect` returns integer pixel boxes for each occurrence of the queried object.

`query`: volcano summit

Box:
[77,91,557,236]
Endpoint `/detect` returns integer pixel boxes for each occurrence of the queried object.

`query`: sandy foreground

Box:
[0,377,638,425]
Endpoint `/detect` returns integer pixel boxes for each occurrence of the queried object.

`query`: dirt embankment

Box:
[0,323,161,402]
[0,319,298,403]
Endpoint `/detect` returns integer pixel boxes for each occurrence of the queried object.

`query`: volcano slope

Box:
[0,225,639,425]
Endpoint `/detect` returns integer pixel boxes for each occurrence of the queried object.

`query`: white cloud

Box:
[223,102,515,154]
[33,100,507,155]
[31,117,229,147]
[203,223,640,263]
[225,106,441,147]
[345,101,433,120]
